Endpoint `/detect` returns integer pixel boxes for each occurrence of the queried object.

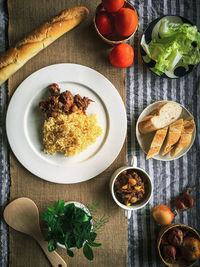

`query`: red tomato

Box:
[96,11,114,35]
[102,0,125,13]
[109,43,134,68]
[115,8,138,37]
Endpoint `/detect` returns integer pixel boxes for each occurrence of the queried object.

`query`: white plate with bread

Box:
[136,101,196,161]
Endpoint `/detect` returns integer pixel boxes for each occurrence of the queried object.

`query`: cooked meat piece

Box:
[49,83,60,95]
[39,100,48,113]
[59,91,74,107]
[74,94,83,107]
[71,104,78,113]
[74,94,94,113]
[114,169,145,206]
[39,84,94,118]
[49,96,59,108]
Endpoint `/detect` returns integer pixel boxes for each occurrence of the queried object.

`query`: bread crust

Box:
[170,116,195,157]
[146,126,168,159]
[0,6,89,86]
[138,115,157,134]
[138,102,182,134]
[161,118,183,155]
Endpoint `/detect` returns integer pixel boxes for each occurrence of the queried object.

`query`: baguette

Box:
[161,118,183,156]
[170,116,195,157]
[146,126,168,159]
[138,102,182,134]
[0,6,89,86]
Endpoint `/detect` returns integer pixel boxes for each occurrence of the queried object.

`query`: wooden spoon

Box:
[3,197,67,267]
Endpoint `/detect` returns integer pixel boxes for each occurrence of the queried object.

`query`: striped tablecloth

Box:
[127,1,200,266]
[0,1,200,266]
[0,1,9,266]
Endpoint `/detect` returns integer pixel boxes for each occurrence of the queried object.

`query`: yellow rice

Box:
[43,111,103,156]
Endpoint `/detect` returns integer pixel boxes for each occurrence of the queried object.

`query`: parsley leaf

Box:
[41,200,103,260]
[83,243,94,261]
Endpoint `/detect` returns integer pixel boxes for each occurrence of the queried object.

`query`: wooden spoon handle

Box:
[37,239,67,267]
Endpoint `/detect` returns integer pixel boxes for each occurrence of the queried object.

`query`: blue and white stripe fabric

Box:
[127,1,200,266]
[0,0,9,266]
[0,1,200,267]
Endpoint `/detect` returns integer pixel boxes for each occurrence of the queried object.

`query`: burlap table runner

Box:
[7,0,127,266]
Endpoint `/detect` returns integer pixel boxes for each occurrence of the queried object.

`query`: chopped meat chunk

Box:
[114,169,145,206]
[39,84,94,118]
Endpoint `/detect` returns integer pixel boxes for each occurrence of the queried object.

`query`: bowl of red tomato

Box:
[94,0,138,45]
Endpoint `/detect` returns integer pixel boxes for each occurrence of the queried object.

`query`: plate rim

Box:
[6,63,127,183]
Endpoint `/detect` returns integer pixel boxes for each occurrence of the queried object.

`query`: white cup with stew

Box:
[110,156,153,218]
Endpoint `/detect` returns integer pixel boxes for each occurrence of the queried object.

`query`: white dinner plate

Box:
[136,101,196,161]
[6,64,127,183]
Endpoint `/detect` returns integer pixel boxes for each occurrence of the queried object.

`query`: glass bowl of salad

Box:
[140,15,200,78]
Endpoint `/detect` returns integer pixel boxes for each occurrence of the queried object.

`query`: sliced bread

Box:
[146,126,168,159]
[161,118,183,156]
[170,116,195,157]
[138,102,182,134]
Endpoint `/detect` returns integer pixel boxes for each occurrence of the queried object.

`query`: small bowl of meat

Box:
[110,156,153,212]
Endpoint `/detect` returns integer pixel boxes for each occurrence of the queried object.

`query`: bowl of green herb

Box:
[41,200,107,261]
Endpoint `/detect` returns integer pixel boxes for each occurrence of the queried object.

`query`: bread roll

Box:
[170,116,195,157]
[161,118,183,156]
[138,102,182,134]
[146,126,168,159]
[0,6,89,86]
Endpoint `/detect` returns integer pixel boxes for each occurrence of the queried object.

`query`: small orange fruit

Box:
[102,0,125,13]
[96,11,114,35]
[115,8,138,37]
[109,43,134,68]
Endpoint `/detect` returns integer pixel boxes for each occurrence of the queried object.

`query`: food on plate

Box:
[138,102,195,159]
[0,6,89,86]
[138,102,182,134]
[109,43,134,68]
[114,8,138,37]
[159,226,200,265]
[146,126,168,159]
[114,169,145,206]
[102,0,125,13]
[96,11,114,35]
[41,200,103,260]
[175,188,194,211]
[170,116,195,157]
[161,118,183,155]
[43,111,102,157]
[40,84,102,157]
[141,17,200,75]
[39,83,93,118]
[181,236,200,262]
[152,205,175,225]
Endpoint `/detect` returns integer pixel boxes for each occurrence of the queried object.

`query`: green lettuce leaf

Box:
[142,18,200,75]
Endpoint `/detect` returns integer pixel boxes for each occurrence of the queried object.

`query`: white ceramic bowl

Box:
[110,157,153,217]
[136,100,196,161]
[57,201,92,250]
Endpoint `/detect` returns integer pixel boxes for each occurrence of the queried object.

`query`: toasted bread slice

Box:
[170,116,195,157]
[138,102,182,134]
[162,119,183,155]
[146,126,168,159]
